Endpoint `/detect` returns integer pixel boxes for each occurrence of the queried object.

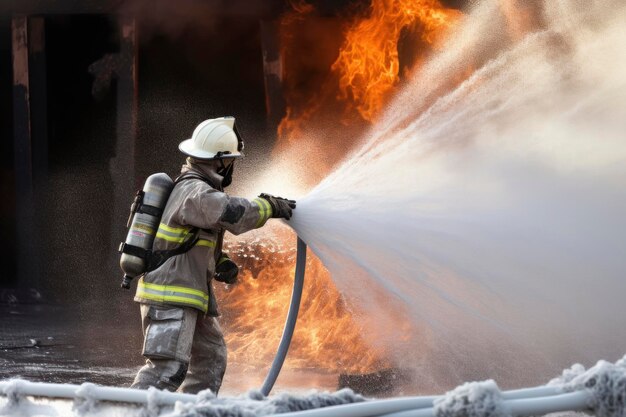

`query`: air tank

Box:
[120,173,174,289]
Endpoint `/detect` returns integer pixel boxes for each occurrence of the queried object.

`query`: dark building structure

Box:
[0,0,465,305]
[0,1,291,303]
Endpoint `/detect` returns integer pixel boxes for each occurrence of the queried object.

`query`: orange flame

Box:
[219,1,463,381]
[275,0,460,157]
[331,0,461,122]
[219,1,554,386]
[217,230,389,374]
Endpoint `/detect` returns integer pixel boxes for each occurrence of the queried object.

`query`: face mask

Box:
[217,159,235,188]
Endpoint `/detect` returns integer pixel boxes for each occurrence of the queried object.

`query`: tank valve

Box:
[121,275,133,289]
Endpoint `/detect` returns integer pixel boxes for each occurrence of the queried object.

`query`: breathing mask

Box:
[217,158,235,188]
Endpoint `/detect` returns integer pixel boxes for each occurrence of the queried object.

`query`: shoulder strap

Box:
[119,227,202,273]
[144,227,200,272]
[172,172,216,236]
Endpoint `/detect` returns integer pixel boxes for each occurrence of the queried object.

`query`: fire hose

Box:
[260,236,308,396]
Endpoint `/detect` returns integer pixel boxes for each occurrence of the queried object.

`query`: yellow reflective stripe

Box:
[156,222,192,243]
[196,239,215,248]
[155,232,187,243]
[137,279,209,312]
[157,223,189,234]
[261,198,272,216]
[136,291,207,311]
[253,199,264,227]
[139,280,208,299]
[155,225,215,248]
[253,198,272,228]
[217,255,229,265]
[263,199,273,220]
[156,223,190,243]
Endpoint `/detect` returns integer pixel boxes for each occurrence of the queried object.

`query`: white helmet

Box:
[179,117,244,160]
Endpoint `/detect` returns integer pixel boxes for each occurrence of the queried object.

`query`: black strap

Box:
[214,229,225,264]
[121,172,218,275]
[137,204,162,217]
[119,242,150,259]
[127,190,163,227]
[145,227,201,272]
[173,172,216,235]
[119,228,201,272]
[121,172,218,272]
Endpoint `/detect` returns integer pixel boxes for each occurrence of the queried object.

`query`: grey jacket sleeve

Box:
[180,186,273,235]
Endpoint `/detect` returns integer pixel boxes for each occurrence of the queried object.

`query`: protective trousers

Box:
[130,304,227,394]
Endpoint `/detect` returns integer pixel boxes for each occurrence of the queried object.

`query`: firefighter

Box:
[130,117,296,394]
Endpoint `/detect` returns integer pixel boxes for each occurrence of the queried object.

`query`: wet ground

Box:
[0,299,340,395]
[0,301,141,387]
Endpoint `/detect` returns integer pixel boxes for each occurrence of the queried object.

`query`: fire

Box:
[217,228,389,374]
[332,0,460,122]
[218,0,463,381]
[277,0,461,141]
[217,1,556,386]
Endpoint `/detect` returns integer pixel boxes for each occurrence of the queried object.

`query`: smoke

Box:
[289,0,626,391]
[115,0,262,41]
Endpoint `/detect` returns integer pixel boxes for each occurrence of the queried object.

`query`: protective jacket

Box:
[134,161,272,316]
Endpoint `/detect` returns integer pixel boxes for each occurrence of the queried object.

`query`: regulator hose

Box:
[260,237,307,396]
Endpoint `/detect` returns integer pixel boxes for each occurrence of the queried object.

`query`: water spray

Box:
[286,0,626,382]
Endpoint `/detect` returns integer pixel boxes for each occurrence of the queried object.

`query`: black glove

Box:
[259,193,297,220]
[214,254,238,284]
